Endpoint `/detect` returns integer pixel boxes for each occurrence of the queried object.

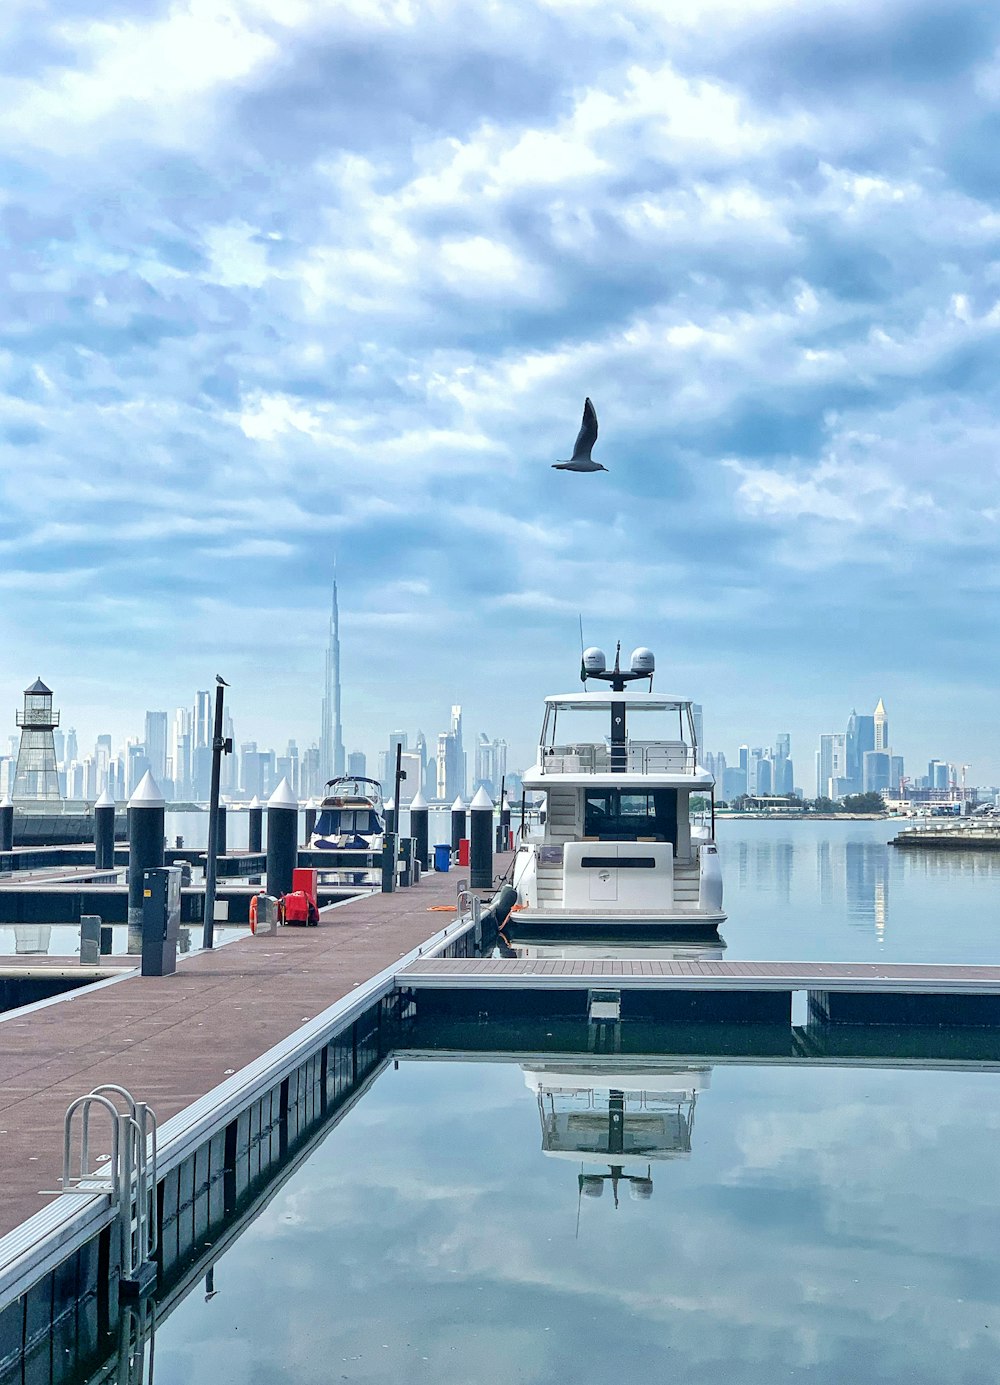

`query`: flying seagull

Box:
[552,397,606,472]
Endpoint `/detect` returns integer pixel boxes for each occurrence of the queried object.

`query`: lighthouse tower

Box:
[13,677,61,800]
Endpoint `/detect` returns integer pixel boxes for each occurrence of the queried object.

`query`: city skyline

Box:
[4,667,993,804]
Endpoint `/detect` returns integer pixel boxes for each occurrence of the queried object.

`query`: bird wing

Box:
[570,397,598,461]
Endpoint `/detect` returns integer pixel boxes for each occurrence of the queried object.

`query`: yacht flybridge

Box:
[510,644,725,930]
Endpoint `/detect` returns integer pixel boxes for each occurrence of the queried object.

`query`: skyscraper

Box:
[846,710,875,792]
[144,711,168,782]
[319,575,345,786]
[816,733,847,799]
[874,698,889,752]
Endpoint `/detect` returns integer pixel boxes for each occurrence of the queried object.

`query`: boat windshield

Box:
[583,788,678,843]
[314,809,381,837]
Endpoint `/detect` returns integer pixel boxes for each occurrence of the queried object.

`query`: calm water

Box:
[151,1056,1000,1385]
[89,822,1000,1381]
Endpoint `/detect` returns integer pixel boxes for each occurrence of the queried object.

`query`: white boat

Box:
[309,776,385,885]
[509,643,725,930]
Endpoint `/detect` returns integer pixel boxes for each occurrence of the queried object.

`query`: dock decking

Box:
[0,862,490,1241]
[397,957,1000,993]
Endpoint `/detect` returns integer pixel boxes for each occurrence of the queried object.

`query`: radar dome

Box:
[628,1178,654,1201]
[582,647,607,675]
[580,1177,605,1199]
[630,647,655,675]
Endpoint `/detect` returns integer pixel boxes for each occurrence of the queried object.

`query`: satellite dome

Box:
[630,647,655,675]
[580,1176,605,1199]
[629,1178,654,1201]
[582,647,607,675]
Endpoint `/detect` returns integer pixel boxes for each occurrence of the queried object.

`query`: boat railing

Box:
[541,740,694,775]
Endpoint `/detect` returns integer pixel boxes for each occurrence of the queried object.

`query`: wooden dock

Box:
[0,861,494,1241]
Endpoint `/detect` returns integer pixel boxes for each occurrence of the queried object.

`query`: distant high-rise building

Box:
[890,755,904,792]
[474,733,508,799]
[873,698,889,752]
[221,709,237,793]
[53,729,65,764]
[347,751,366,778]
[817,733,847,799]
[65,728,78,764]
[863,750,891,795]
[398,750,423,804]
[436,706,466,801]
[144,712,168,782]
[193,692,211,749]
[319,575,345,784]
[379,731,408,790]
[415,731,428,795]
[13,678,61,800]
[846,711,875,792]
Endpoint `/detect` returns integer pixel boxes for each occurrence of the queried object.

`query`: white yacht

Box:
[509,644,724,930]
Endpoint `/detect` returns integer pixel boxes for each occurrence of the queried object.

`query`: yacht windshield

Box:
[314,809,381,837]
[584,789,678,844]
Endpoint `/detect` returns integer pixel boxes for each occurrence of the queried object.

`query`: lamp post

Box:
[202,678,233,950]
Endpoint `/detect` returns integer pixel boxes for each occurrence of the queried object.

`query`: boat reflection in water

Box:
[524,1058,710,1210]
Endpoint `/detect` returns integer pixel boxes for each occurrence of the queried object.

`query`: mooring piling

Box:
[247,795,263,853]
[409,790,429,870]
[266,778,298,898]
[93,787,115,870]
[127,772,165,940]
[470,785,494,889]
[0,795,13,853]
[450,795,466,853]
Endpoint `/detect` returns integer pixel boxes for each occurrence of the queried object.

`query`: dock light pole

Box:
[202,677,234,951]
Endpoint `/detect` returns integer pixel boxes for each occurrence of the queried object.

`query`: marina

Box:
[0,804,997,1382]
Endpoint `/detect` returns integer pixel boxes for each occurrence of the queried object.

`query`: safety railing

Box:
[62,1084,157,1292]
[540,741,695,775]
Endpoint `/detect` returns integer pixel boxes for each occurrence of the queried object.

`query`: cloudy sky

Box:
[3,0,1000,782]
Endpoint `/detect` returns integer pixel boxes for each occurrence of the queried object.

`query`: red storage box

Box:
[292,867,318,904]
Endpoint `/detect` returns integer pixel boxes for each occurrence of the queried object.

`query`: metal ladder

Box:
[62,1084,158,1297]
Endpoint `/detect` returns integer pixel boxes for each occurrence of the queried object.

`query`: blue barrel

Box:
[433,843,451,873]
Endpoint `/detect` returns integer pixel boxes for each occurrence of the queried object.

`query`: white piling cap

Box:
[471,786,494,811]
[94,788,115,809]
[409,789,428,810]
[267,777,298,810]
[0,794,12,808]
[450,796,465,812]
[128,771,164,809]
[248,795,262,809]
[384,797,395,811]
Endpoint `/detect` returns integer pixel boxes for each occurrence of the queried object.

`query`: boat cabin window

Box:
[314,809,381,837]
[584,789,678,845]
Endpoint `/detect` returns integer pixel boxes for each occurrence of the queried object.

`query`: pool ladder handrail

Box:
[62,1083,158,1289]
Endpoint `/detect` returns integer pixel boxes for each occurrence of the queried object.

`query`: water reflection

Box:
[525,1059,710,1209]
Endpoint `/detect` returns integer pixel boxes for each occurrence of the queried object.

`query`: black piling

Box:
[410,790,430,870]
[499,787,511,852]
[450,796,466,853]
[94,788,115,870]
[384,797,396,837]
[266,778,298,898]
[215,803,227,858]
[469,786,494,889]
[127,772,165,940]
[0,795,13,853]
[304,801,317,845]
[248,797,263,853]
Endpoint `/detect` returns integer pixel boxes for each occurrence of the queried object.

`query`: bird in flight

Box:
[552,397,606,472]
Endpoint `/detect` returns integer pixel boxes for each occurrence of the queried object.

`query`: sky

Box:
[3,0,1000,783]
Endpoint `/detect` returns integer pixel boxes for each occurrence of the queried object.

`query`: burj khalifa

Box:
[320,576,345,784]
